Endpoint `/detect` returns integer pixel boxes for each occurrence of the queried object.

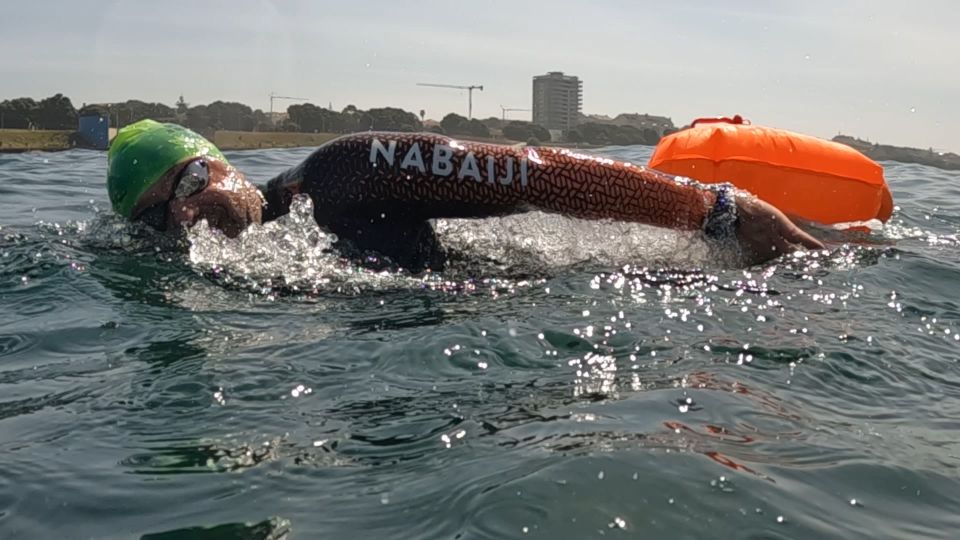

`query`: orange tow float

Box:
[648,115,894,225]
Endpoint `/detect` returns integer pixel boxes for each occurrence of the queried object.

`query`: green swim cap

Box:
[107,119,227,218]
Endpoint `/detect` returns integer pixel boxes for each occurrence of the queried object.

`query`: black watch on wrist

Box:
[703,183,739,241]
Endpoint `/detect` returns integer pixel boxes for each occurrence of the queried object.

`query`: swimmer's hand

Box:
[735,194,825,262]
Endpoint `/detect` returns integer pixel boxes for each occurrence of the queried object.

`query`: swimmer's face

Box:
[130,158,264,237]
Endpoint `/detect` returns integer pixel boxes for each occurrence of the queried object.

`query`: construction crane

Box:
[269,92,310,116]
[417,83,484,120]
[500,105,531,122]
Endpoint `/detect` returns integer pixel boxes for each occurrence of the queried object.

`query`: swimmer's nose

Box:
[168,182,263,238]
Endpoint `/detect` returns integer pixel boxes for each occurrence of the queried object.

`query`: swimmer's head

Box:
[107,120,263,237]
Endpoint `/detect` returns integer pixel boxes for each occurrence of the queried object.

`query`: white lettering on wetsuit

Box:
[369,138,529,187]
[399,143,426,172]
[369,138,397,166]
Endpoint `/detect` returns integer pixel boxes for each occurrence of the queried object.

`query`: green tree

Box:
[288,103,347,133]
[35,94,77,130]
[466,119,490,137]
[480,117,503,130]
[366,107,422,131]
[570,122,652,146]
[0,98,39,129]
[441,114,490,138]
[503,121,550,142]
[110,100,176,128]
[440,113,469,134]
[206,101,255,131]
[252,109,272,132]
[185,105,212,134]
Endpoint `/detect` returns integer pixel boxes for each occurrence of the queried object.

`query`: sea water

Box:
[1,145,959,539]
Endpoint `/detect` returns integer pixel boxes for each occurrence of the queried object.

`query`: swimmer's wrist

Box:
[702,183,740,241]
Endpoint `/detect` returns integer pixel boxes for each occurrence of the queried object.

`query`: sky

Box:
[2,0,958,151]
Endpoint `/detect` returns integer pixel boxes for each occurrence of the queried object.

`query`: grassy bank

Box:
[0,129,72,152]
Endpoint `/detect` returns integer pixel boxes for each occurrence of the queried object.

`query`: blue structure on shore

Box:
[77,113,110,150]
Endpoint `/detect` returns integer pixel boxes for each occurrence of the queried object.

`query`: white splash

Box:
[186,195,409,294]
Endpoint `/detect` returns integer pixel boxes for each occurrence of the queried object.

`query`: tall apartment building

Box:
[532,71,582,132]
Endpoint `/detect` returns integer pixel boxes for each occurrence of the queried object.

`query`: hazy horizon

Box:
[3,0,957,151]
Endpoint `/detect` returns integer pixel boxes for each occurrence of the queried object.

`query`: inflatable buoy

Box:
[649,115,893,225]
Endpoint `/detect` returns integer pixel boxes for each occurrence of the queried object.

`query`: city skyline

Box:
[2,1,957,151]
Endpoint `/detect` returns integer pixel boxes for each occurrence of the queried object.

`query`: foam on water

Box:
[179,193,735,296]
[186,195,412,295]
[435,211,726,273]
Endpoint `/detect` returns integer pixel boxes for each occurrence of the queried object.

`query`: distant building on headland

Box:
[532,71,582,133]
[581,113,675,137]
[267,112,289,126]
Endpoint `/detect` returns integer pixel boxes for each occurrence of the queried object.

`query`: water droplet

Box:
[609,517,627,529]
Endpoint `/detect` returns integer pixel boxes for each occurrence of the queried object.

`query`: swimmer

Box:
[107,120,823,270]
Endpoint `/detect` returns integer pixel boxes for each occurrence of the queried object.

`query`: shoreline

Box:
[0,129,74,152]
[2,129,954,170]
[0,129,602,154]
[832,135,960,171]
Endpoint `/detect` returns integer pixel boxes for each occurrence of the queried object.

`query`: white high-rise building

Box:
[532,71,583,132]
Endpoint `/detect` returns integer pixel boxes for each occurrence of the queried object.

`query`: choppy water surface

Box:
[2,145,960,539]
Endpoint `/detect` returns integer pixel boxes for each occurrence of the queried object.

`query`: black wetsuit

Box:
[259,132,714,271]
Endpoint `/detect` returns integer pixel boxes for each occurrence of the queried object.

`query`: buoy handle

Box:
[691,115,751,127]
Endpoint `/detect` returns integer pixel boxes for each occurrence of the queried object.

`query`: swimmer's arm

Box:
[521,147,823,259]
[735,193,824,261]
[519,147,715,229]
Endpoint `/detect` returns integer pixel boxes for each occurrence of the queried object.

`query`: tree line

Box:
[0,94,79,130]
[1,93,667,146]
[566,123,668,146]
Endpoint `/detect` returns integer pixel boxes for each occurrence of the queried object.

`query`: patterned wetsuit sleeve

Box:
[521,147,714,230]
[269,132,714,230]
